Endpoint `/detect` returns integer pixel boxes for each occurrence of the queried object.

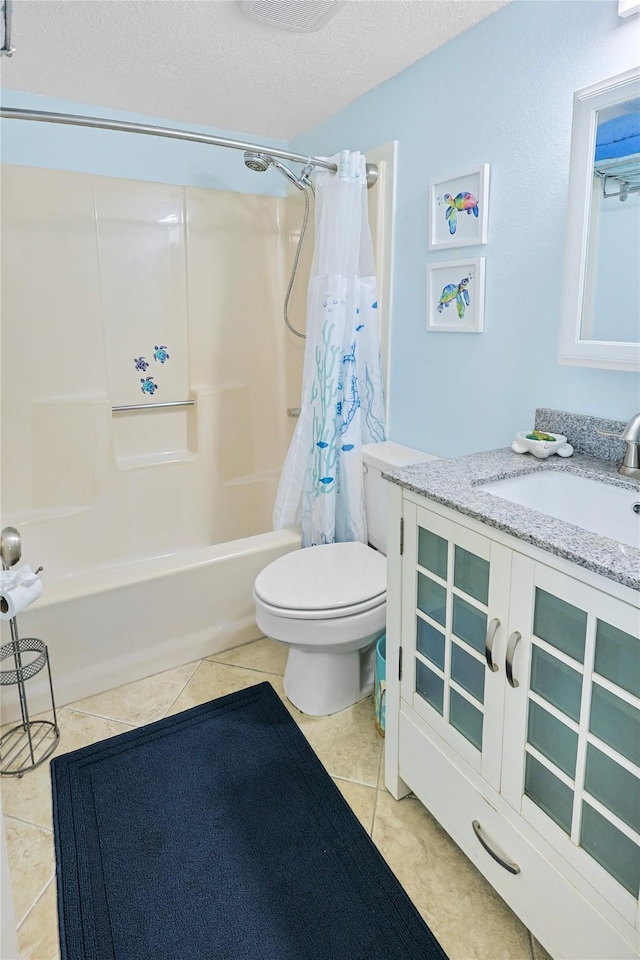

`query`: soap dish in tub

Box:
[511,431,573,459]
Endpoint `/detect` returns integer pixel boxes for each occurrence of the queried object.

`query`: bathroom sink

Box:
[477,471,640,549]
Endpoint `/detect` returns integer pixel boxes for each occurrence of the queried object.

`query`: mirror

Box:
[559,67,640,371]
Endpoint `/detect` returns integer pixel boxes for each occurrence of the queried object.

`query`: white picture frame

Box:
[428,164,490,250]
[426,258,486,333]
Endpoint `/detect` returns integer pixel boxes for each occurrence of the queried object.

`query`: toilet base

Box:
[283,635,381,717]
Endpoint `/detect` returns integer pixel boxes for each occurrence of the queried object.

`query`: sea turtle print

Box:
[444,191,479,235]
[437,277,471,319]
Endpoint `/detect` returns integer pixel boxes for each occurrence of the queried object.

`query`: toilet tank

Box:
[362,441,440,554]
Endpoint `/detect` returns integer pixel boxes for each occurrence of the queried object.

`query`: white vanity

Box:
[383,423,640,960]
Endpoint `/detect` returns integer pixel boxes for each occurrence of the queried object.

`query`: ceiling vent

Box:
[237,0,345,33]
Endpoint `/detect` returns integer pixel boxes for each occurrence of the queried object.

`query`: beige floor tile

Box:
[291,695,382,787]
[164,660,284,716]
[207,637,288,676]
[334,779,377,835]
[1,708,134,831]
[165,662,382,786]
[4,817,55,927]
[17,878,60,960]
[372,791,533,960]
[67,660,200,726]
[378,739,387,789]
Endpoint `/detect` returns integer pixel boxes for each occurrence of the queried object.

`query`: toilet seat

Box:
[255,591,386,621]
[253,541,386,619]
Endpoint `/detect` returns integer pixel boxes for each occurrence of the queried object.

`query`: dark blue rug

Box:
[52,681,448,960]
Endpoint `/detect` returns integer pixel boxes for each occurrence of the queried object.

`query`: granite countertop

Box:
[383,448,640,591]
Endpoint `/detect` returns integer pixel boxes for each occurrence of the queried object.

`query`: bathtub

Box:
[0,528,300,724]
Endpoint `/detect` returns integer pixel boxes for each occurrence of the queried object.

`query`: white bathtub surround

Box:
[0,528,299,724]
[0,166,304,573]
[0,165,309,724]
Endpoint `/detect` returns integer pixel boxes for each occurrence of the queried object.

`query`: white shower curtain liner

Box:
[273,150,386,547]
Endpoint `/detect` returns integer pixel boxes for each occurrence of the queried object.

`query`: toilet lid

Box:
[254,541,386,612]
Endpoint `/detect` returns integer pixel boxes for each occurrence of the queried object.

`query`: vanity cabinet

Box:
[387,487,640,960]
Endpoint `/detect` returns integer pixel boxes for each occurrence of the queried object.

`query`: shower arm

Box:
[0,107,379,187]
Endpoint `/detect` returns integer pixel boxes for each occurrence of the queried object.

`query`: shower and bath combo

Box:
[243,151,315,339]
[0,106,377,343]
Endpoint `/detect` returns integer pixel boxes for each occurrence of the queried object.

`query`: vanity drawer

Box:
[398,710,638,960]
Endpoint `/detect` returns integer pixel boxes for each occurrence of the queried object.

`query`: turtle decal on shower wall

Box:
[133,345,170,395]
[140,376,158,396]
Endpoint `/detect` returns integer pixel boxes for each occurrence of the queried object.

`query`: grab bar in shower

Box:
[111,400,195,413]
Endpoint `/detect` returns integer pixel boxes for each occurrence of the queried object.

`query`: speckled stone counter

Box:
[384,448,640,591]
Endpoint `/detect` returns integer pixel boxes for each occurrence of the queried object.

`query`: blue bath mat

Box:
[52,682,448,960]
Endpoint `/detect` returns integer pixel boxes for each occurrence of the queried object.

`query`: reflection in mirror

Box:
[559,67,640,371]
[586,102,640,342]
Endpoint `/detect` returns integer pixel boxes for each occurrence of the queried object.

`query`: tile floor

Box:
[2,637,553,960]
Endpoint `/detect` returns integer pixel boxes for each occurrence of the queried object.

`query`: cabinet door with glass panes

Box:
[502,553,640,928]
[400,502,512,790]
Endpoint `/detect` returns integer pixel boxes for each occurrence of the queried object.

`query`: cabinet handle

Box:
[484,617,500,672]
[472,820,521,875]
[505,631,521,688]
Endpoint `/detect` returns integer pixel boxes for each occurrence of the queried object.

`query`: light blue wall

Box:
[0,89,288,195]
[3,4,639,456]
[292,0,640,456]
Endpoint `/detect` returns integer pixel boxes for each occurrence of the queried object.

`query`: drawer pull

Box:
[472,820,520,875]
[505,631,521,688]
[485,617,500,672]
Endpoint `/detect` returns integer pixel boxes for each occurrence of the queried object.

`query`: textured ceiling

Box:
[1,0,508,140]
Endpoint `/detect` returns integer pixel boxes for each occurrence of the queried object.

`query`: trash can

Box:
[374,634,386,736]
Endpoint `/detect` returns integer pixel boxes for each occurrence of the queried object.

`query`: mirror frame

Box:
[559,66,640,372]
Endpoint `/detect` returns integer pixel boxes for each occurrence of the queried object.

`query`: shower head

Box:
[243,151,312,191]
[270,157,310,190]
[243,151,272,173]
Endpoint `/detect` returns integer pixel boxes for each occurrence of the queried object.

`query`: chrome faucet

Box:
[599,413,640,481]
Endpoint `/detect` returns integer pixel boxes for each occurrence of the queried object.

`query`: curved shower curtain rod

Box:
[0,107,379,187]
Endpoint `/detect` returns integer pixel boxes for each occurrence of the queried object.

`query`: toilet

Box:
[254,441,439,716]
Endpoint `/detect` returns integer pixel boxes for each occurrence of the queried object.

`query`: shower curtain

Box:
[273,150,386,547]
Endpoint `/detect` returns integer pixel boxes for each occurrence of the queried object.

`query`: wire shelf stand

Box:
[0,616,60,776]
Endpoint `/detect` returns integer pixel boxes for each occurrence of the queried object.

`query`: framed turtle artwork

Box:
[426,257,486,333]
[428,164,490,250]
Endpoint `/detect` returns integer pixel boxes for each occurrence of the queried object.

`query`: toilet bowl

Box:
[254,541,386,716]
[254,442,440,716]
